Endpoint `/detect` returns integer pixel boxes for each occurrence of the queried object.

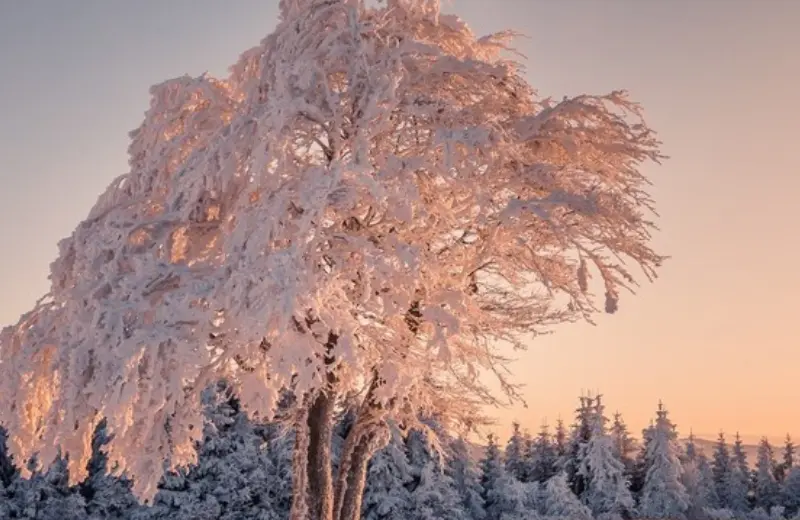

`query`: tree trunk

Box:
[306,388,336,520]
[336,430,378,520]
[289,406,310,520]
[332,419,360,520]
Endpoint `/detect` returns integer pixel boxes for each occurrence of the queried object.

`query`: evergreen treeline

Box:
[1,389,798,520]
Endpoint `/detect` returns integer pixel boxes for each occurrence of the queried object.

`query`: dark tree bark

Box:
[307,387,336,520]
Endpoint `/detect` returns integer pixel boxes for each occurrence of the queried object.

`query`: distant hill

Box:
[683,437,762,468]
[466,436,768,468]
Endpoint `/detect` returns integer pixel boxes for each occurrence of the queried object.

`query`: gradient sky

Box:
[1,1,798,445]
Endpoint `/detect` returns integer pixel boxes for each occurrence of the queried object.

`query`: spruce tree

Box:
[564,396,593,498]
[4,454,88,520]
[0,427,15,489]
[728,432,752,513]
[638,402,689,520]
[578,395,634,520]
[542,472,593,520]
[630,421,654,498]
[480,434,527,520]
[80,419,138,519]
[782,466,800,517]
[610,412,636,481]
[134,383,292,520]
[447,437,486,520]
[712,432,733,509]
[682,432,719,516]
[754,437,781,511]
[361,426,413,520]
[527,423,558,484]
[776,435,796,484]
[405,427,464,520]
[553,418,568,472]
[504,422,527,482]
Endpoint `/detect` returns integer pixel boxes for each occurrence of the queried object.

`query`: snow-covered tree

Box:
[777,435,795,484]
[0,1,666,518]
[630,421,653,498]
[447,437,486,520]
[782,466,800,517]
[542,472,592,520]
[134,382,293,520]
[361,425,413,520]
[553,419,568,472]
[80,420,138,519]
[754,438,781,512]
[682,432,718,516]
[713,433,734,508]
[2,454,88,520]
[609,412,636,480]
[527,423,558,484]
[748,505,787,520]
[505,422,527,482]
[729,432,753,513]
[712,432,749,513]
[405,427,464,520]
[638,401,689,519]
[565,397,594,498]
[0,427,16,490]
[578,395,634,520]
[480,434,528,520]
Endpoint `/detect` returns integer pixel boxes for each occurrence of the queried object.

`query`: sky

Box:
[1,0,798,446]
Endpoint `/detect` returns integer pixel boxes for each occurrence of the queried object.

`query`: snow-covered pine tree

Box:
[80,419,138,519]
[527,423,559,484]
[405,426,465,520]
[447,437,486,520]
[505,422,527,482]
[610,412,636,482]
[542,472,593,520]
[712,431,748,512]
[712,432,732,505]
[480,434,528,520]
[0,426,16,519]
[578,395,635,520]
[565,397,594,498]
[781,466,800,517]
[2,454,88,520]
[727,432,753,513]
[776,435,796,484]
[0,427,15,489]
[755,437,782,512]
[630,421,654,498]
[638,401,689,520]
[134,383,293,520]
[360,425,413,520]
[553,419,568,473]
[681,431,719,516]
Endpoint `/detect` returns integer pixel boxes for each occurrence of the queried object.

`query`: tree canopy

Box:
[0,0,665,504]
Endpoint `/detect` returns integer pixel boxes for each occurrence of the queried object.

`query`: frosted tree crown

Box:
[0,0,664,500]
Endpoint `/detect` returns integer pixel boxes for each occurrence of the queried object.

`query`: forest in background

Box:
[1,386,798,520]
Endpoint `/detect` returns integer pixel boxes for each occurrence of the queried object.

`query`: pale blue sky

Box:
[1,1,798,443]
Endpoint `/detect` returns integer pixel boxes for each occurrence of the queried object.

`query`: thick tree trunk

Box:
[306,388,336,520]
[302,329,339,520]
